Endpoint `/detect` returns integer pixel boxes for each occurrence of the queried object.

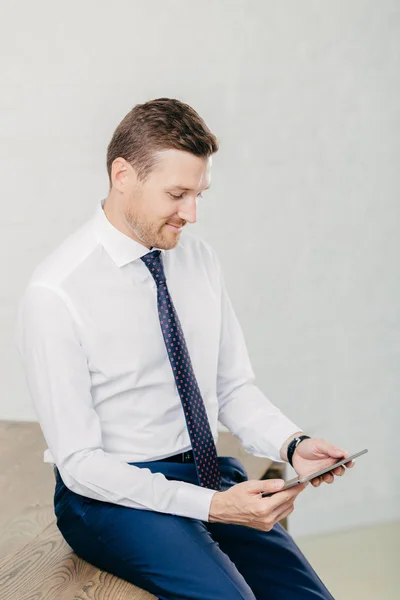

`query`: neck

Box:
[103,194,146,246]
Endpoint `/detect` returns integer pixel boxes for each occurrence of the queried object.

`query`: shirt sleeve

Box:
[14,284,216,521]
[211,251,302,463]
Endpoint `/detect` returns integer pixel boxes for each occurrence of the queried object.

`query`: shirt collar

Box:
[93,198,182,267]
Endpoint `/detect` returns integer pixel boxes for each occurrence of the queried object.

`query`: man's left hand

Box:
[292,438,355,487]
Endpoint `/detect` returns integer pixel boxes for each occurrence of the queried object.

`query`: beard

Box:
[124,203,181,250]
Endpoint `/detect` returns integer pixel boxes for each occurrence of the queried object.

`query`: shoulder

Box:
[27,218,99,291]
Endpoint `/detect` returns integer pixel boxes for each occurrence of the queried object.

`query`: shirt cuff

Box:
[267,420,304,463]
[174,483,218,521]
[243,417,303,463]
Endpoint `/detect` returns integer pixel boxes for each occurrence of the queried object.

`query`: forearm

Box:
[59,449,216,521]
[218,380,303,462]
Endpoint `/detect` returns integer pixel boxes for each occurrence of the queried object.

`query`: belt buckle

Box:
[183,451,192,463]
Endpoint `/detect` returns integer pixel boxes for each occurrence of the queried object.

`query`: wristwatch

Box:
[287,435,311,467]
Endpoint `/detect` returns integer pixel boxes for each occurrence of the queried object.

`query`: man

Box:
[15,98,354,599]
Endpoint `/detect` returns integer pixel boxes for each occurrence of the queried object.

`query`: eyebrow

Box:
[167,183,211,192]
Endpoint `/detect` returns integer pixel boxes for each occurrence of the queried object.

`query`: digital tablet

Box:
[261,448,368,498]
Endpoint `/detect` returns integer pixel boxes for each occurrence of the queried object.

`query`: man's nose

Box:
[178,197,197,224]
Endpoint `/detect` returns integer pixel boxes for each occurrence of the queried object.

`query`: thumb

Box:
[248,478,285,494]
[316,439,347,458]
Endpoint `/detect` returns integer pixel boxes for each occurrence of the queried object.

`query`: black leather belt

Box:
[158,450,195,463]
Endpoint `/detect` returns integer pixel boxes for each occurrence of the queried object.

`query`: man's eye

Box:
[168,192,204,200]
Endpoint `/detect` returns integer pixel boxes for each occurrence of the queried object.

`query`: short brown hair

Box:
[106,98,219,187]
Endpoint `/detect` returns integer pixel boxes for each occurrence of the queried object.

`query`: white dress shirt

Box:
[14,198,301,521]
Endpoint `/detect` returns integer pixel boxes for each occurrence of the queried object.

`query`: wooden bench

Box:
[0,422,286,599]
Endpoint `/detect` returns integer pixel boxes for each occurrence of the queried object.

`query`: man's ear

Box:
[111,157,133,192]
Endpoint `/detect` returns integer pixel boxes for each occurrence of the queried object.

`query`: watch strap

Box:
[287,435,311,467]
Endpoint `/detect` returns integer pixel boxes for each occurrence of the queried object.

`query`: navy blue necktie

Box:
[141,250,222,491]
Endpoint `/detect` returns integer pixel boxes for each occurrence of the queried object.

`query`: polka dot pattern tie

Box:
[141,250,222,491]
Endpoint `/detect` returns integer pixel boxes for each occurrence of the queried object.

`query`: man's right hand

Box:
[208,478,308,531]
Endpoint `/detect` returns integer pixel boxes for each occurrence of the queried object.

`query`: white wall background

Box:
[1,0,399,537]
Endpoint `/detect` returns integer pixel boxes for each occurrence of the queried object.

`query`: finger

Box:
[251,478,286,496]
[274,503,295,524]
[269,499,295,522]
[318,441,349,460]
[265,491,292,510]
[267,483,306,509]
[332,466,345,476]
[314,465,348,485]
[333,447,348,456]
[311,476,322,487]
[330,459,353,475]
[267,489,296,509]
